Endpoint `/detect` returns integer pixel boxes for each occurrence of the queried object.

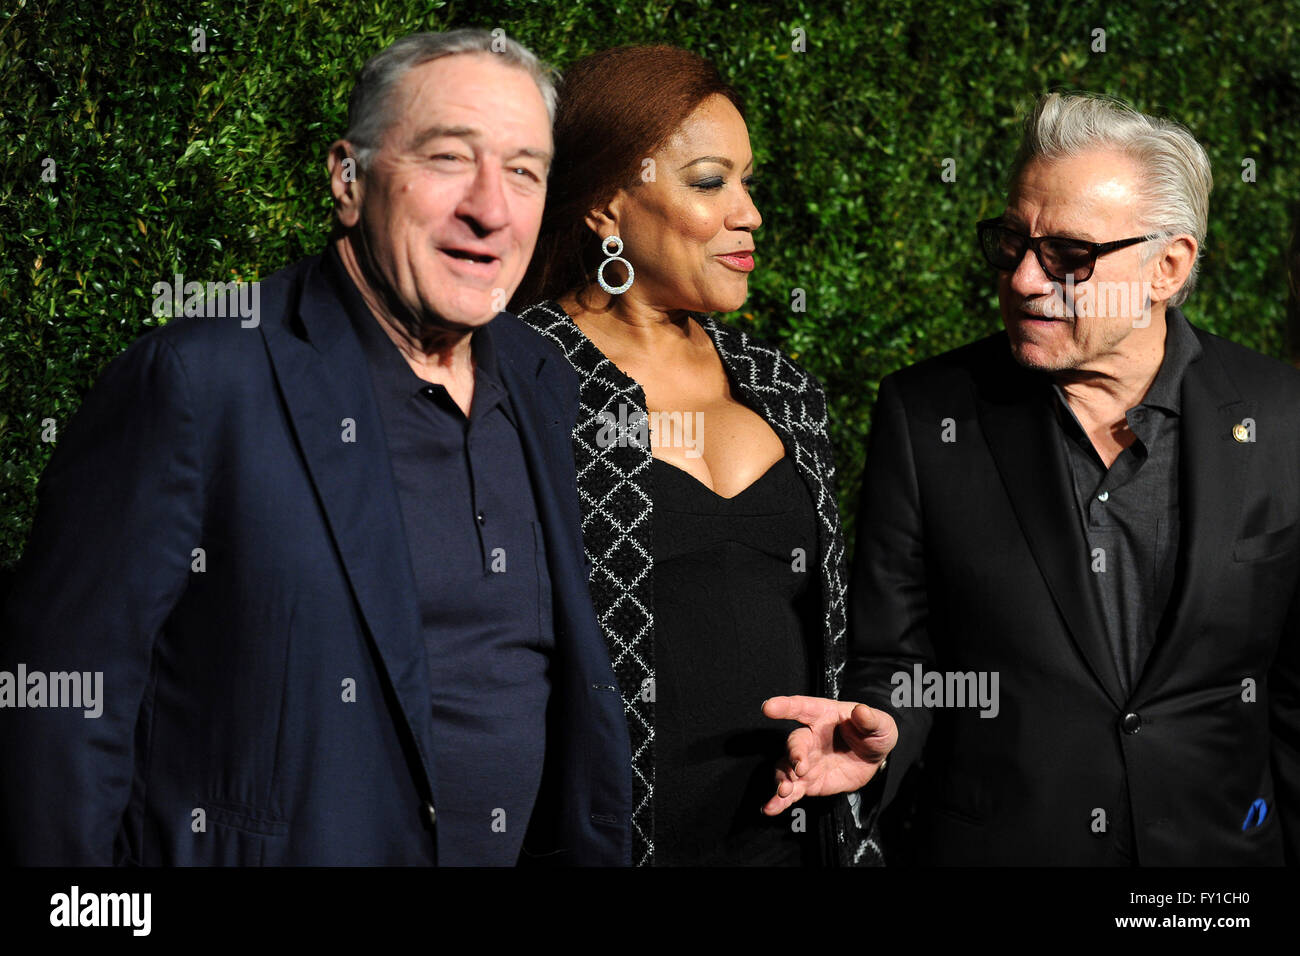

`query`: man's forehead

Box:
[1007,151,1142,235]
[386,53,548,134]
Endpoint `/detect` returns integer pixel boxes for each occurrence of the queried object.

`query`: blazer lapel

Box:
[1134,334,1252,697]
[258,257,438,800]
[493,326,573,570]
[976,356,1127,708]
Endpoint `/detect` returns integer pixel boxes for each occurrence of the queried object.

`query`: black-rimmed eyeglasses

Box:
[977,218,1154,283]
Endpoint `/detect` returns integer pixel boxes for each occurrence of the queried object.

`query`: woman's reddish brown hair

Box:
[511,45,744,310]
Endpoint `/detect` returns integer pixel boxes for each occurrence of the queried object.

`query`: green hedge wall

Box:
[3,0,1298,568]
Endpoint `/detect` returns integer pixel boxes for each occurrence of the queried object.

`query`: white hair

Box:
[1011,92,1213,307]
[344,29,558,173]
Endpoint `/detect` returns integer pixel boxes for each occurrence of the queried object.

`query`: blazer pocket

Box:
[204,799,289,837]
[1232,525,1296,563]
[932,803,986,827]
[198,799,289,866]
[1240,800,1277,839]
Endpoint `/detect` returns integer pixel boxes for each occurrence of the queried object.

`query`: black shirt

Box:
[324,247,553,866]
[1051,309,1202,695]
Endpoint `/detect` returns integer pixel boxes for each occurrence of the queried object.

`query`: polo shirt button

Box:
[425,801,437,825]
[1121,712,1142,734]
[476,511,486,525]
[1097,491,1110,502]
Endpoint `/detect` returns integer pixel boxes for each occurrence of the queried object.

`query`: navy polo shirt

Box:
[324,247,553,866]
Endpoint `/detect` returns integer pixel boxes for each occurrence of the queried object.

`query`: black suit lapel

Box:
[258,258,439,800]
[1134,334,1252,697]
[976,352,1127,707]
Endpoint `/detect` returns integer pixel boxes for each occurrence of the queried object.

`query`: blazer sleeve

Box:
[1270,571,1300,864]
[1,332,204,865]
[842,372,936,818]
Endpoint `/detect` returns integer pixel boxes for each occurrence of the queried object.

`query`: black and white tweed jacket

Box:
[518,300,883,867]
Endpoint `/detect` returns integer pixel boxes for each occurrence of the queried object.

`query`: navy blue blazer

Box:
[0,252,633,865]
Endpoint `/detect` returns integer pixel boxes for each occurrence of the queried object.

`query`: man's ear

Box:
[327,141,364,228]
[1147,234,1197,305]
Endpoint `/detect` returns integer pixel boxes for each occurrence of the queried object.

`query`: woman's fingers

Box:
[763,761,806,816]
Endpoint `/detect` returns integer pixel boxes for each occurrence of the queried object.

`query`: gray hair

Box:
[1010,92,1213,307]
[344,29,558,173]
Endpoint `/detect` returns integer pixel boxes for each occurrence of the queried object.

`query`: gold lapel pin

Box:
[1232,423,1250,443]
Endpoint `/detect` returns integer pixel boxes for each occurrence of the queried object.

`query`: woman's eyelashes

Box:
[688,174,757,191]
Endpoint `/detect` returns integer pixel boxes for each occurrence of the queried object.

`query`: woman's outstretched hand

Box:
[761,696,897,815]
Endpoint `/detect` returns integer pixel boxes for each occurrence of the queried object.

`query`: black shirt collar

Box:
[321,244,511,423]
[1140,306,1202,415]
[1049,306,1203,422]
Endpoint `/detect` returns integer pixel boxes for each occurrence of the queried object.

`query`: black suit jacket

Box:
[846,309,1300,865]
[0,252,633,865]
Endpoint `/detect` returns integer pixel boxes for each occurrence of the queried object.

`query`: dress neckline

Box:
[651,454,788,502]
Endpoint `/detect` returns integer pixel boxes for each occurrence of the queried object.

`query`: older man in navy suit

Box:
[0,29,632,866]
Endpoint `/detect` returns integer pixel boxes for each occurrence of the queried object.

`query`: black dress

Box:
[651,453,825,865]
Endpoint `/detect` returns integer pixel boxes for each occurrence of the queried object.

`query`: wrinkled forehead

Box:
[385,53,550,143]
[1006,150,1145,237]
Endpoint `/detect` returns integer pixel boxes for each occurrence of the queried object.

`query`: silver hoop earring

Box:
[596,235,634,295]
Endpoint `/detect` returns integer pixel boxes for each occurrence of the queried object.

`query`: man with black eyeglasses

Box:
[762,91,1300,865]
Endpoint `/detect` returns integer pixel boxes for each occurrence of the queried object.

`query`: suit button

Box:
[425,802,437,825]
[476,512,486,525]
[1121,712,1142,734]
